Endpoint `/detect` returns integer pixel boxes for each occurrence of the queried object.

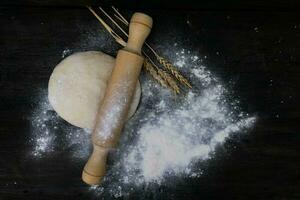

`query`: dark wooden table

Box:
[0,2,300,200]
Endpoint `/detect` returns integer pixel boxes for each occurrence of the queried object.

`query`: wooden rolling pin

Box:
[82,12,153,185]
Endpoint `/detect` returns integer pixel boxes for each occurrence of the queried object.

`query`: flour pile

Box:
[29,48,255,197]
[122,88,254,183]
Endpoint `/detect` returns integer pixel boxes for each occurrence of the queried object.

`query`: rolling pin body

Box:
[82,13,152,185]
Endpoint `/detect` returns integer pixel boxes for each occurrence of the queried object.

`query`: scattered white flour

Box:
[30,100,57,157]
[30,47,256,198]
[61,48,72,58]
[30,91,91,159]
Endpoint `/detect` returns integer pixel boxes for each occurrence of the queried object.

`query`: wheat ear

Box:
[157,68,180,94]
[143,59,168,88]
[144,54,180,94]
[158,57,192,88]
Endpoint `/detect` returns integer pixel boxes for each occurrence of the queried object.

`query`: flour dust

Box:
[29,47,256,198]
[29,90,91,159]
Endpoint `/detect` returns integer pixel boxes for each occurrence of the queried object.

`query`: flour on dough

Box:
[48,51,141,129]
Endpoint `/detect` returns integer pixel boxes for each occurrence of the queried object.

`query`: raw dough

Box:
[48,51,141,129]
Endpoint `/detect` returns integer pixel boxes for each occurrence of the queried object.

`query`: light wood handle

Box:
[82,145,108,185]
[82,12,152,185]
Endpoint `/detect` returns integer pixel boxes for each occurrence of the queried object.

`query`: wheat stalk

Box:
[99,7,128,37]
[157,57,192,88]
[87,7,124,44]
[112,6,129,26]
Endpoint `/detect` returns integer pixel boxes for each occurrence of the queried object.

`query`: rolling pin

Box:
[82,12,153,185]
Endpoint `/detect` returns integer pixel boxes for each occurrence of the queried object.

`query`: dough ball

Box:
[48,51,141,129]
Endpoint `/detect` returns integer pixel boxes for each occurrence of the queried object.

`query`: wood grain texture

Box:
[0,5,300,200]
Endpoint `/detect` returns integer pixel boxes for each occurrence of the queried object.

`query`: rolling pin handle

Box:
[82,144,109,185]
[126,12,153,54]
